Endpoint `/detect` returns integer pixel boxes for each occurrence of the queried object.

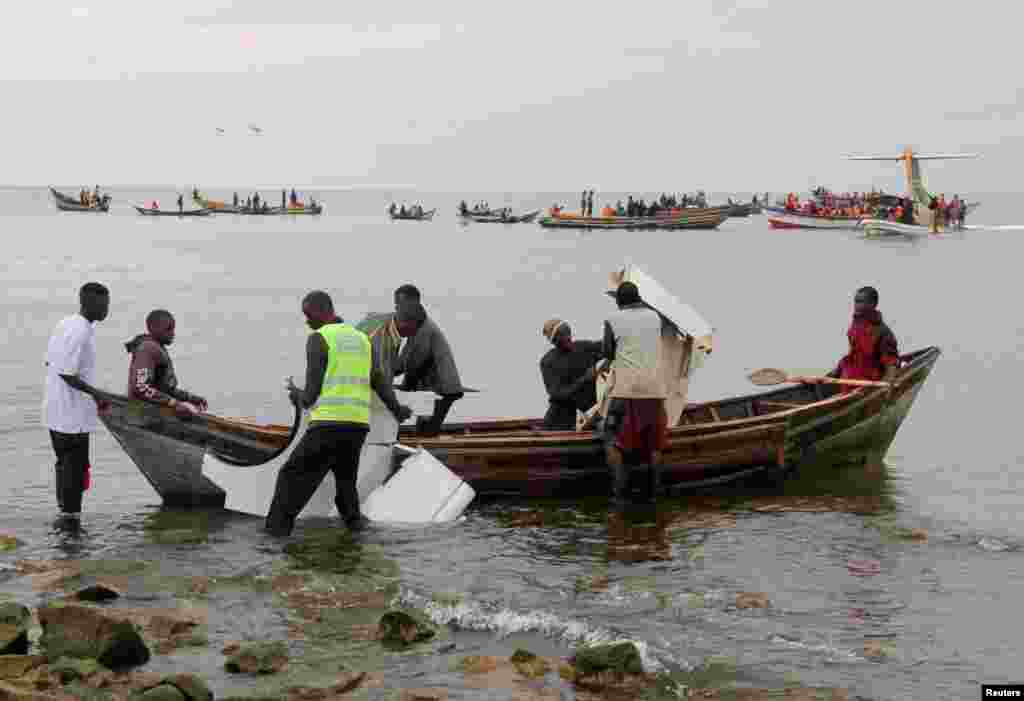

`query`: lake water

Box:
[1,186,1022,699]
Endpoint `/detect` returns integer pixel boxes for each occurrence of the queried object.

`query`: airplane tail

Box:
[845,152,978,206]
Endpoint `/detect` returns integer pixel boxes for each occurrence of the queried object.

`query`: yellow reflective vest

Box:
[309,323,371,425]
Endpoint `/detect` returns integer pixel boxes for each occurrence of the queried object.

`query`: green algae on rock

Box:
[0,603,31,655]
[571,642,644,676]
[0,535,22,551]
[136,683,188,701]
[158,673,213,701]
[509,649,550,679]
[224,641,289,674]
[37,603,150,668]
[0,654,46,679]
[378,610,436,648]
[48,656,101,683]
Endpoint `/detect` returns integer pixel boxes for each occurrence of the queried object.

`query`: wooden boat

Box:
[392,347,940,497]
[50,187,110,213]
[133,205,212,217]
[193,195,243,214]
[538,207,726,230]
[459,209,541,223]
[765,206,863,230]
[283,203,323,215]
[726,203,752,218]
[61,376,300,507]
[389,208,436,221]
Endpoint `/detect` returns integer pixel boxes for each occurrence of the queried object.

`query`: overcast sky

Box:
[2,0,1017,192]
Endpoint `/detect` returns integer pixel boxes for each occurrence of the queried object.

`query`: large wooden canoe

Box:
[51,187,110,212]
[459,209,541,223]
[393,347,940,497]
[538,207,726,230]
[62,376,300,507]
[765,206,863,230]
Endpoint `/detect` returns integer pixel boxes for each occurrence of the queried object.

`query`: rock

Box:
[0,682,74,700]
[37,603,150,668]
[0,604,31,655]
[161,673,212,701]
[48,657,100,683]
[400,689,448,701]
[735,592,771,609]
[137,684,188,701]
[571,642,643,676]
[0,655,46,680]
[73,585,121,603]
[377,611,435,647]
[0,535,21,552]
[221,641,241,655]
[907,528,928,542]
[224,641,289,675]
[458,656,500,674]
[509,649,550,678]
[863,639,896,660]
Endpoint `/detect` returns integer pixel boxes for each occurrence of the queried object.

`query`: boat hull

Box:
[393,347,940,497]
[389,208,436,221]
[765,207,862,230]
[538,208,726,230]
[134,205,211,217]
[51,188,110,212]
[860,219,941,237]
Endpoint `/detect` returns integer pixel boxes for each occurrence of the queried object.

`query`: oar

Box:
[747,368,891,389]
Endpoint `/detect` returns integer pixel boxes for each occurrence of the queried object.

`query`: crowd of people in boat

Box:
[77,186,109,208]
[782,190,878,218]
[926,194,967,231]
[191,188,318,213]
[551,191,714,218]
[782,188,969,229]
[389,203,429,218]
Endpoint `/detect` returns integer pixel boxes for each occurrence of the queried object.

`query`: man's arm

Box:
[291,334,328,409]
[369,334,410,420]
[130,343,180,407]
[879,325,900,381]
[602,322,617,364]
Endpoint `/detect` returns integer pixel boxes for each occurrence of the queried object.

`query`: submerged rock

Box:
[160,673,213,701]
[0,654,46,680]
[74,585,121,603]
[0,603,31,655]
[509,649,550,678]
[48,656,100,683]
[735,592,771,609]
[378,611,435,647]
[137,684,188,701]
[571,642,643,676]
[37,603,150,668]
[224,641,289,674]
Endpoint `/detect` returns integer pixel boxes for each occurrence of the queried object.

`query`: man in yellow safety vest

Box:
[265,290,412,536]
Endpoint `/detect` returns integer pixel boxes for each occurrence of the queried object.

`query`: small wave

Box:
[769,634,864,663]
[396,589,687,672]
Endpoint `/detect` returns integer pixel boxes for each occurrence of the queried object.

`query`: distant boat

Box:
[538,207,726,230]
[389,208,436,221]
[133,204,211,217]
[459,208,540,223]
[50,187,110,213]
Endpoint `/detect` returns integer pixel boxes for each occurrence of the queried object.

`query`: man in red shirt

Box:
[829,286,899,390]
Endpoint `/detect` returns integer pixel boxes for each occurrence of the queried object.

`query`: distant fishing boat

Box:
[133,204,211,217]
[459,208,541,223]
[538,207,726,230]
[389,208,436,221]
[50,187,110,213]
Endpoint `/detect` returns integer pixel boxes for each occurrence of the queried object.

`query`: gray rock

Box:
[0,603,31,655]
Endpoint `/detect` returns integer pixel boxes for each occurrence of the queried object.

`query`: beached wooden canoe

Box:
[539,207,726,230]
[51,187,110,212]
[393,347,940,497]
[133,205,212,217]
[389,208,436,221]
[62,375,300,507]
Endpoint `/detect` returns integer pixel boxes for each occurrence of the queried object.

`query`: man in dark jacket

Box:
[125,310,208,417]
[539,318,604,430]
[393,284,464,436]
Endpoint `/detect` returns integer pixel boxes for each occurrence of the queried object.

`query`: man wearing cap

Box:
[601,281,669,502]
[539,319,604,431]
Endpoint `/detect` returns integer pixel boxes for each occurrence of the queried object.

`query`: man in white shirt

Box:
[42,282,110,520]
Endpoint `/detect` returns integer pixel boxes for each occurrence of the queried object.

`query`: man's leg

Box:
[265,427,332,536]
[603,399,629,502]
[328,428,369,527]
[419,393,463,436]
[50,432,88,515]
[49,431,67,513]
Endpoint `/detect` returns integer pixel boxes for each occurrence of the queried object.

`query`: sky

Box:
[1,0,1019,192]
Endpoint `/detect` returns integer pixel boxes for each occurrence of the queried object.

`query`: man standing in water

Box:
[601,281,668,503]
[265,291,411,537]
[827,286,899,390]
[125,310,209,416]
[393,284,465,436]
[43,282,110,523]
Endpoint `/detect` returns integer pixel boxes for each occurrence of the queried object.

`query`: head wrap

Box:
[542,318,567,341]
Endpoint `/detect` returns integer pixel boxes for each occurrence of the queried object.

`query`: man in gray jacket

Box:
[393,284,465,436]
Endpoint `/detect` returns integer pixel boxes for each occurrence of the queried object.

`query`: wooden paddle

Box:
[747,368,891,389]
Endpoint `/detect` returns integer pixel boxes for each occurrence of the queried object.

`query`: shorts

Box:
[602,398,668,457]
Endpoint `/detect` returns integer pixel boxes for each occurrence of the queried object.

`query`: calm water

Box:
[2,186,1023,699]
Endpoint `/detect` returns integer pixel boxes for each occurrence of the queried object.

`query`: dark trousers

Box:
[415,393,463,436]
[49,431,89,514]
[265,423,368,536]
